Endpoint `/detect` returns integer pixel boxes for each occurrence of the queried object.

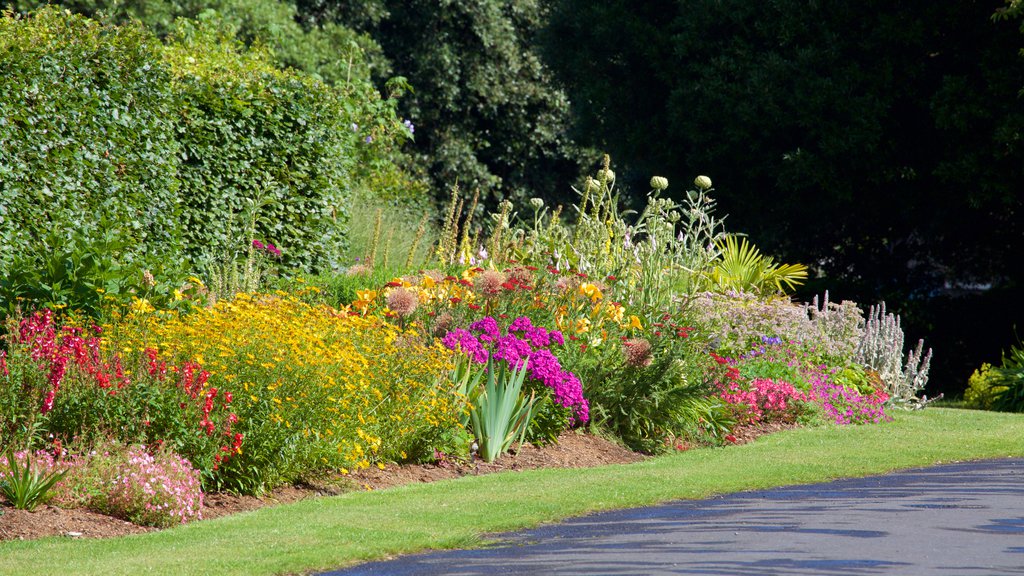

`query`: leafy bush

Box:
[81,443,204,527]
[164,19,359,273]
[988,342,1024,413]
[964,363,1006,410]
[687,290,816,357]
[0,7,183,276]
[0,228,190,321]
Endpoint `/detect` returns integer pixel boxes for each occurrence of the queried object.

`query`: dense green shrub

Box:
[0,7,183,274]
[164,19,357,272]
[1,8,410,318]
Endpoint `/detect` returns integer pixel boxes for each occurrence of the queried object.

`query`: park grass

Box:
[3,408,1023,575]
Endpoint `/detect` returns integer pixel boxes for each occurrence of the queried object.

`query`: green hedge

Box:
[0,7,368,314]
[0,8,183,273]
[165,20,353,272]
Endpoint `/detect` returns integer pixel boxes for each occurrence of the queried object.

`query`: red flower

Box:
[468,303,482,310]
[384,281,402,288]
[725,434,738,444]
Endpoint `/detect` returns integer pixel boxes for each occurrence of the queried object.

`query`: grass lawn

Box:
[3,408,1022,576]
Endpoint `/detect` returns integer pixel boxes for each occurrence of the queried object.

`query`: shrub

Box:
[164,19,358,273]
[964,363,1006,409]
[0,7,183,275]
[83,443,204,528]
[988,341,1024,413]
[687,290,816,357]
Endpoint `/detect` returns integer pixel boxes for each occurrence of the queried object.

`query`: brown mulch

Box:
[0,425,785,543]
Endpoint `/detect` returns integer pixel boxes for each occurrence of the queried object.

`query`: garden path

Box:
[321,458,1024,576]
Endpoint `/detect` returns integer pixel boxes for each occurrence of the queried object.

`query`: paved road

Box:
[321,459,1024,576]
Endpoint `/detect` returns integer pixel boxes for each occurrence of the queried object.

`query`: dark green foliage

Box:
[1,8,397,315]
[0,228,187,320]
[0,8,183,274]
[322,0,584,206]
[545,0,1024,298]
[9,0,390,85]
[164,19,356,272]
[578,342,715,453]
[990,342,1024,412]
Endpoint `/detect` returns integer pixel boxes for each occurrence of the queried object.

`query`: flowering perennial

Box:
[442,316,588,424]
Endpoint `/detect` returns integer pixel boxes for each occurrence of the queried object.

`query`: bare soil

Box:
[0,425,786,543]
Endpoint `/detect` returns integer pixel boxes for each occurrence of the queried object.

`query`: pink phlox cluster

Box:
[719,378,807,423]
[104,446,204,527]
[443,316,588,423]
[442,328,489,363]
[809,373,891,425]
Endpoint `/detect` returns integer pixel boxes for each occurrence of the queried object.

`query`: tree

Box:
[545,0,1024,392]
[309,0,584,205]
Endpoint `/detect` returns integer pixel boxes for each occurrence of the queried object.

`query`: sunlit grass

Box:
[3,408,1023,576]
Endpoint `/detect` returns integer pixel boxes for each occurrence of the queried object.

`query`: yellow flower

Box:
[173,289,185,301]
[573,317,591,335]
[355,289,378,303]
[578,283,603,303]
[624,315,643,330]
[604,302,625,324]
[130,297,155,314]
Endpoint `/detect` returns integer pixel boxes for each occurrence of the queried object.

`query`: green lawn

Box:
[3,408,1023,576]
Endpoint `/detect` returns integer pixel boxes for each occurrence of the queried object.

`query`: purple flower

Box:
[252,240,265,250]
[469,317,501,342]
[493,335,532,367]
[509,316,534,333]
[364,135,373,144]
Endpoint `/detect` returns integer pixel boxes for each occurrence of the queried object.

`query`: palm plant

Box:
[706,235,808,293]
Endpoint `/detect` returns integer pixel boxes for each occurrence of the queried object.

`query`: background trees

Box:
[544,0,1024,393]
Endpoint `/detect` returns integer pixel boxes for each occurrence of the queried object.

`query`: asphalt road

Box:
[321,458,1024,576]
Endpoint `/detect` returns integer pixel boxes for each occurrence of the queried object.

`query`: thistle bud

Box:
[694,175,713,190]
[650,176,669,191]
[598,168,615,183]
[530,197,545,210]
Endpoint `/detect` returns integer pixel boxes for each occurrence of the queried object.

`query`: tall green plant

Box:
[465,358,537,463]
[0,449,68,511]
[990,341,1024,413]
